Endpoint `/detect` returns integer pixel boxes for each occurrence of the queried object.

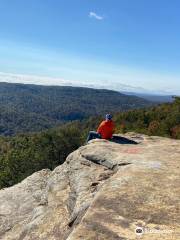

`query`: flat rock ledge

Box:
[0,133,180,240]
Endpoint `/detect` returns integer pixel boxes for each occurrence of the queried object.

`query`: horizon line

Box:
[0,71,179,96]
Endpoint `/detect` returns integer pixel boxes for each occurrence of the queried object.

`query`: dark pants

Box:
[86,131,101,142]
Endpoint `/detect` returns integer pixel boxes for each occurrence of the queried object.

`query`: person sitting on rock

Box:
[86,114,115,142]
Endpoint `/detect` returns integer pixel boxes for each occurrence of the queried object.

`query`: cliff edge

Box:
[0,133,179,240]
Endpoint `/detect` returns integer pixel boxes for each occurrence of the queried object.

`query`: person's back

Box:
[97,119,115,139]
[86,114,115,142]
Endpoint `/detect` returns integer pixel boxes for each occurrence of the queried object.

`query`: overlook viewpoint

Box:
[1,1,180,239]
[0,133,179,240]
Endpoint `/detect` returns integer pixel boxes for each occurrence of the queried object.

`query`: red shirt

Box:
[97,120,115,139]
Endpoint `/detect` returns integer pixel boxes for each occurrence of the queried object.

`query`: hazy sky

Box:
[0,0,180,94]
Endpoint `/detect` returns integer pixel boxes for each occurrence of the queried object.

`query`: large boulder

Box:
[0,133,179,239]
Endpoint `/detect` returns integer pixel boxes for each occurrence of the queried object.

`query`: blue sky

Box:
[0,0,180,94]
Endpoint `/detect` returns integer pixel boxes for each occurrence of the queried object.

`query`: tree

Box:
[148,121,160,135]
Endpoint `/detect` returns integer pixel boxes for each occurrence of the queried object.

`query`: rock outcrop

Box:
[0,133,180,240]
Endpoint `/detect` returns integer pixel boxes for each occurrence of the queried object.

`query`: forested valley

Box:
[0,97,179,189]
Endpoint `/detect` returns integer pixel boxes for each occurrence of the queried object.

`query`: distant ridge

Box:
[1,72,179,96]
[0,82,154,136]
[121,91,174,103]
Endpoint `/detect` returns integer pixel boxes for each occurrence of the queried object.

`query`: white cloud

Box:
[89,12,104,20]
[1,71,179,95]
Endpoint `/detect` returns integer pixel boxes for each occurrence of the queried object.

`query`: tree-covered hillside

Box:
[0,97,179,189]
[0,122,84,188]
[0,82,153,136]
[114,96,180,138]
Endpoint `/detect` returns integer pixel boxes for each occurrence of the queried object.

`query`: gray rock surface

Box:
[0,133,180,239]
